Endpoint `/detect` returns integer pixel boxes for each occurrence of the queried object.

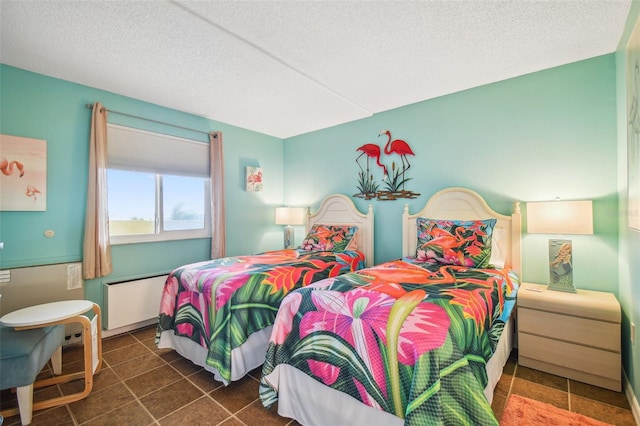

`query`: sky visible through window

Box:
[108,169,204,223]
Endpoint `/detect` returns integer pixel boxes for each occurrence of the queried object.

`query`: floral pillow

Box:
[415,218,496,267]
[300,224,358,252]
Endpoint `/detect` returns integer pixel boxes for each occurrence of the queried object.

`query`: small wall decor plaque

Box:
[0,134,47,211]
[626,15,640,230]
[245,166,263,192]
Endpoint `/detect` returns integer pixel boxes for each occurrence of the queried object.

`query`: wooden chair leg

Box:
[16,383,33,425]
[50,345,62,375]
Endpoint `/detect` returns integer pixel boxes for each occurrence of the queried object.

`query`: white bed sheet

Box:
[263,318,514,425]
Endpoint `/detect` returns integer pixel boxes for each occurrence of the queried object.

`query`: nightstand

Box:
[517,282,621,391]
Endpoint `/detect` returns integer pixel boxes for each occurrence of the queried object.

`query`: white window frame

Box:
[106,124,212,245]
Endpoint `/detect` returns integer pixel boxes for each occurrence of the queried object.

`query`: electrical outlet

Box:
[632,322,636,345]
[62,323,83,346]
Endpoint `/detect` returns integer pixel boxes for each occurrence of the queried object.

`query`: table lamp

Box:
[526,200,593,293]
[275,206,305,249]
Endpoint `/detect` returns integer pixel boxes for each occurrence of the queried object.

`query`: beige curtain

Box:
[210,131,226,259]
[83,102,112,279]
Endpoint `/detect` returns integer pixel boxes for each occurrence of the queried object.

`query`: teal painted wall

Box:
[284,55,619,295]
[616,0,640,406]
[0,65,285,312]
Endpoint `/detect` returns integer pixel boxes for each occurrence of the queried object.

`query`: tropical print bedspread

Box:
[156,249,365,384]
[259,259,518,425]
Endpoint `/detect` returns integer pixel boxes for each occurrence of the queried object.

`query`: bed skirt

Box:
[157,326,273,384]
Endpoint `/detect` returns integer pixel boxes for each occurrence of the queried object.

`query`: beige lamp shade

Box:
[526,200,593,235]
[275,207,305,225]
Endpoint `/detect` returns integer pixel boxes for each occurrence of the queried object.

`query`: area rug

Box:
[500,394,613,426]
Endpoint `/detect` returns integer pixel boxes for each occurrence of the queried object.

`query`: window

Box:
[106,124,211,244]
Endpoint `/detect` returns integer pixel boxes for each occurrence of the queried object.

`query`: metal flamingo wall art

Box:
[356,143,388,176]
[355,143,386,197]
[353,130,420,201]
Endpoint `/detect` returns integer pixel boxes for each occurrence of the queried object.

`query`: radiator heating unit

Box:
[104,275,168,331]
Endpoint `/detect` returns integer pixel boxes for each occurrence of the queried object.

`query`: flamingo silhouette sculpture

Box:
[356,143,388,177]
[379,130,415,172]
[379,130,415,189]
[0,156,24,177]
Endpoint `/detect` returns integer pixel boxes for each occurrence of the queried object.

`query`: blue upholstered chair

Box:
[0,324,65,425]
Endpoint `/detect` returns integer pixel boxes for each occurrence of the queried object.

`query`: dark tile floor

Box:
[1,326,637,425]
[491,352,637,426]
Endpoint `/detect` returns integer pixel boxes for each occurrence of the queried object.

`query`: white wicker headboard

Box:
[402,187,521,276]
[307,194,374,267]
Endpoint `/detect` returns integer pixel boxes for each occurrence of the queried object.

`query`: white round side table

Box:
[1,300,94,327]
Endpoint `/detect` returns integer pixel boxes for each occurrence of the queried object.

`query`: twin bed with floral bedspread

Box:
[155,194,374,384]
[259,188,522,425]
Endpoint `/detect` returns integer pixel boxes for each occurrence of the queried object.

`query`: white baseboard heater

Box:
[104,274,168,330]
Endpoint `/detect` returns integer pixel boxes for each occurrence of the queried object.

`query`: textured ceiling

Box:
[0,0,632,139]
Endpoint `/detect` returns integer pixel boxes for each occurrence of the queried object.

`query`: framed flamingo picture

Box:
[0,134,47,211]
[245,166,263,192]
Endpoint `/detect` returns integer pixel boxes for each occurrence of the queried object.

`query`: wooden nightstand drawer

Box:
[517,284,620,322]
[519,333,620,380]
[518,307,620,352]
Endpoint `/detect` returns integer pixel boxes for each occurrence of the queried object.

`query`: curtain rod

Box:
[85,103,216,137]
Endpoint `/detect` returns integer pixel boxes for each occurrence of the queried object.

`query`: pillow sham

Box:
[300,224,358,252]
[415,218,496,268]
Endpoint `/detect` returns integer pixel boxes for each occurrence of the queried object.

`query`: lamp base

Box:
[547,282,577,293]
[283,225,295,249]
[547,238,576,293]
